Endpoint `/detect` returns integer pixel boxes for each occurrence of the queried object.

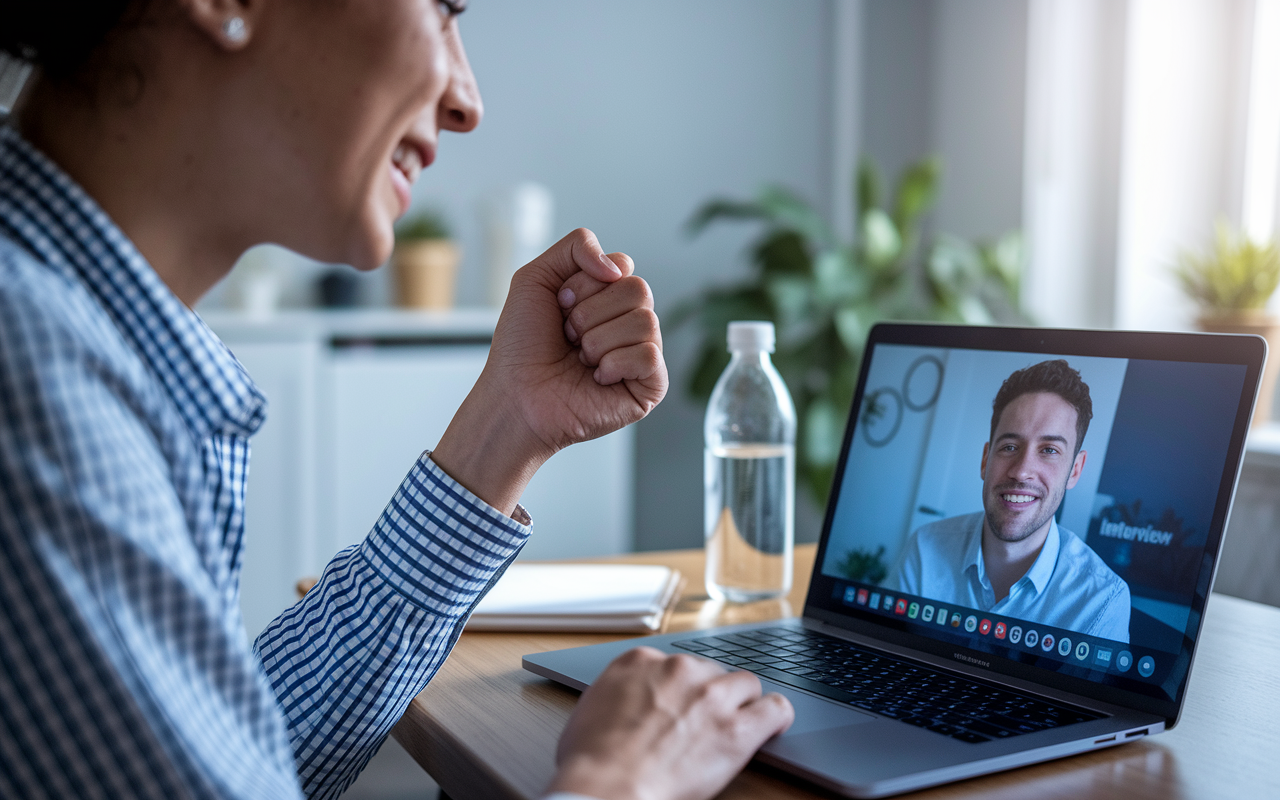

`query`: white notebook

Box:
[466,563,684,633]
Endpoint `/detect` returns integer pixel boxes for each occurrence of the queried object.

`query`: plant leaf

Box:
[756,186,834,248]
[893,156,941,230]
[861,209,902,267]
[804,397,843,468]
[1173,219,1280,313]
[985,230,1024,290]
[927,235,982,298]
[685,198,770,237]
[957,294,994,325]
[856,158,882,219]
[754,229,812,278]
[693,287,774,339]
[834,306,874,355]
[765,275,812,330]
[813,249,867,303]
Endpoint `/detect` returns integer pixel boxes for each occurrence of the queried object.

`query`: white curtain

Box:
[1023,0,1278,331]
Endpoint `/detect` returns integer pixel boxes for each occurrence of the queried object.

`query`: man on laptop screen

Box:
[885,360,1131,641]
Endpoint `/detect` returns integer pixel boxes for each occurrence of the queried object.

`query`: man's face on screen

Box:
[980,392,1087,544]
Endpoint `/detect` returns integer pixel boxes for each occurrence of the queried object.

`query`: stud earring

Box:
[222,17,248,45]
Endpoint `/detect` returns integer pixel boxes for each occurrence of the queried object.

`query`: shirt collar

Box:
[967,514,1062,596]
[0,126,265,439]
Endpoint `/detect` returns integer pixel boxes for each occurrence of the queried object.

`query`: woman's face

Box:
[248,0,481,269]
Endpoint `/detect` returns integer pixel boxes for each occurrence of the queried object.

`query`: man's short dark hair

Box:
[990,360,1092,454]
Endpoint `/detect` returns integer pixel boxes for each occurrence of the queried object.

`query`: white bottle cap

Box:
[727,321,776,353]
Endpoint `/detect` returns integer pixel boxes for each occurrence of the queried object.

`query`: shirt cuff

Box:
[359,451,533,614]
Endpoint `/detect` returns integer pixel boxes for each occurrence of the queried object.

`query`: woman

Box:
[0,2,792,799]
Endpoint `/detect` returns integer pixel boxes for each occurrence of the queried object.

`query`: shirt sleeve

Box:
[253,452,532,799]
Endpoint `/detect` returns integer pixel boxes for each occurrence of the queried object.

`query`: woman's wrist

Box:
[430,370,555,517]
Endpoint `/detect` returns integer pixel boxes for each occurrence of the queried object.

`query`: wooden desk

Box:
[392,544,1280,799]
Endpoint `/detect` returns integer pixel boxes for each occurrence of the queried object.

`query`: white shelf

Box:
[198,307,501,343]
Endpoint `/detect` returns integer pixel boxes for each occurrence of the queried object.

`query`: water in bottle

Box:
[704,321,796,602]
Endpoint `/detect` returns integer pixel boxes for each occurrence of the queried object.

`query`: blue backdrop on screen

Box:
[1086,359,1245,646]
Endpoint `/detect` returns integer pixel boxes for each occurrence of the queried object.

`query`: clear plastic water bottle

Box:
[704,321,796,602]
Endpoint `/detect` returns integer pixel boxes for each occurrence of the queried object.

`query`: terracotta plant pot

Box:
[393,239,460,310]
[1198,312,1280,428]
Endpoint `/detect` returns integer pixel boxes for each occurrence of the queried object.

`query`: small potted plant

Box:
[1175,221,1280,426]
[393,209,460,310]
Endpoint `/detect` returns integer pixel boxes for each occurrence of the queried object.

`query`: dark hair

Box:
[1,2,140,81]
[989,359,1092,454]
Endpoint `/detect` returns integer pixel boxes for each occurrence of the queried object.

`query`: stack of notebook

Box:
[466,563,684,633]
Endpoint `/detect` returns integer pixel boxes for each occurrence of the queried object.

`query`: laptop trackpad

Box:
[765,683,876,736]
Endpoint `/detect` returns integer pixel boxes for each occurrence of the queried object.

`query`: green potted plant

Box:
[393,209,460,310]
[1174,220,1280,426]
[672,157,1029,510]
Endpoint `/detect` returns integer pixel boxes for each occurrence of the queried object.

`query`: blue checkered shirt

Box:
[0,126,532,799]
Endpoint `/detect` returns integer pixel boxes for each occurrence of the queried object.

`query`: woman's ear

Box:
[179,0,263,51]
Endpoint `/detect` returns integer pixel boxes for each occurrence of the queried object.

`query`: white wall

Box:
[860,0,1028,242]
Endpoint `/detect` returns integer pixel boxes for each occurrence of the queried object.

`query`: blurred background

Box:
[185,2,1280,796]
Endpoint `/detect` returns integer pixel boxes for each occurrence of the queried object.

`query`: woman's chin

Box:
[341,224,396,272]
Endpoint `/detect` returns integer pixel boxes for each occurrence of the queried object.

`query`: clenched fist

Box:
[431,228,667,515]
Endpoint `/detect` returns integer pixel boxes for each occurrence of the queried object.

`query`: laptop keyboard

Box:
[673,627,1100,744]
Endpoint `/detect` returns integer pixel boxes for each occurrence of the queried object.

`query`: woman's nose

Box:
[439,33,483,133]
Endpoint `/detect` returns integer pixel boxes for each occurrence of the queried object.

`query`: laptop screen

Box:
[806,324,1262,716]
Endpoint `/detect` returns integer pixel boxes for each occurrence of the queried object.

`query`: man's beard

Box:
[985,500,1056,543]
[984,478,1069,543]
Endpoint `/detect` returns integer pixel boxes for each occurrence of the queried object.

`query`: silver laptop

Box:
[524,323,1264,797]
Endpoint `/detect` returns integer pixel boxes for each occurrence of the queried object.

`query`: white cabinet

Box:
[205,310,634,636]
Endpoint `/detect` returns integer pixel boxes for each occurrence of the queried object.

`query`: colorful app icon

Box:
[1138,656,1156,678]
[978,618,992,635]
[895,598,908,615]
[907,602,920,619]
[843,586,858,604]
[1094,647,1113,667]
[1040,633,1055,652]
[856,588,869,606]
[869,592,881,610]
[1024,629,1038,648]
[1057,636,1072,657]
[922,605,935,622]
[951,612,963,628]
[1074,641,1090,661]
[937,608,950,626]
[883,595,895,611]
[994,621,1007,640]
[1008,625,1022,644]
[1116,650,1133,673]
[964,615,978,632]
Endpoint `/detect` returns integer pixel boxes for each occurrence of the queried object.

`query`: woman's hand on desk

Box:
[547,646,795,800]
[433,228,667,515]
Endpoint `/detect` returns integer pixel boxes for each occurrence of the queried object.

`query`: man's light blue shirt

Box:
[887,512,1131,642]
